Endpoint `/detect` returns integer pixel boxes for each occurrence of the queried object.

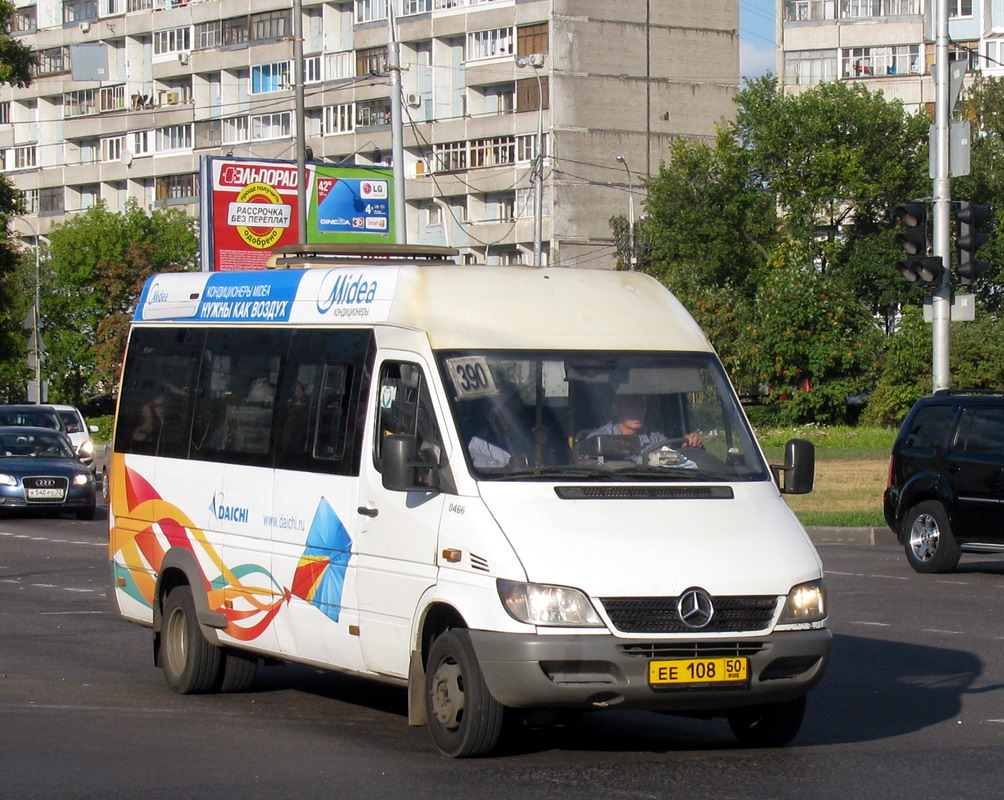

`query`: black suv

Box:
[885,390,1004,572]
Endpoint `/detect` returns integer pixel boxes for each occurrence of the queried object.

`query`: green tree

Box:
[0,2,39,400]
[43,200,198,402]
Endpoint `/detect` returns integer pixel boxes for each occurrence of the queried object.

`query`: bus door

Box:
[356,357,446,679]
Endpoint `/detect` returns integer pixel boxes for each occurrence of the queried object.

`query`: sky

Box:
[740,0,777,80]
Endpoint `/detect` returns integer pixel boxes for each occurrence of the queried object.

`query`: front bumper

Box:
[469,627,832,712]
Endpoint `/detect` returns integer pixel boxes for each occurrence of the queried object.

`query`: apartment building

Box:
[778,1,985,109]
[2,0,739,269]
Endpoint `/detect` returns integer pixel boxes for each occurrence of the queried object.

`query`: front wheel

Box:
[160,585,222,694]
[727,695,806,748]
[425,629,504,758]
[903,500,961,573]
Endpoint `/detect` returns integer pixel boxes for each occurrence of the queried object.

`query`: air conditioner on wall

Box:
[166,92,180,104]
[79,22,90,33]
[178,52,189,65]
[406,93,422,107]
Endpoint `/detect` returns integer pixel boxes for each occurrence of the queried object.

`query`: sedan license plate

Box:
[649,657,749,688]
[26,488,65,500]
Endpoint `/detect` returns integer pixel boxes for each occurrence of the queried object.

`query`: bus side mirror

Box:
[382,434,439,493]
[771,438,814,495]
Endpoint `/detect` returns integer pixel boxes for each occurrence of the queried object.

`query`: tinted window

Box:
[116,328,203,458]
[957,407,1004,454]
[903,405,953,450]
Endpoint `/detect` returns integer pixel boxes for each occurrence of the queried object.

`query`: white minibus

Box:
[108,244,830,757]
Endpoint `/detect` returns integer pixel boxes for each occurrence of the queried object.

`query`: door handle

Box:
[357,506,379,518]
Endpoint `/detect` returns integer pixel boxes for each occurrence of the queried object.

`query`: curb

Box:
[805,526,899,547]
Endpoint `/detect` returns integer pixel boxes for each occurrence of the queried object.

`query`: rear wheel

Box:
[425,629,504,757]
[160,585,222,694]
[903,500,960,573]
[727,695,806,748]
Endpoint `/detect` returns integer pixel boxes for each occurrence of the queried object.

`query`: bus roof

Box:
[133,265,712,352]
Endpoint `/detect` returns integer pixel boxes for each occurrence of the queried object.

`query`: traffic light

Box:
[956,201,991,285]
[893,202,944,287]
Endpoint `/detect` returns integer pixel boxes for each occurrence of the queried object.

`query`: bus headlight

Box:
[497,579,604,627]
[779,579,826,624]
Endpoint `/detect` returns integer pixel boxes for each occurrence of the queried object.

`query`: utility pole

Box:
[293,0,307,243]
[388,6,407,243]
[515,54,545,266]
[615,154,636,270]
[931,0,952,391]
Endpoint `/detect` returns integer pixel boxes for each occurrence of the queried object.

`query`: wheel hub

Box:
[909,513,939,561]
[430,660,464,730]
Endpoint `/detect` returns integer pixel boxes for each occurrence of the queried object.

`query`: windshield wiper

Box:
[478,466,636,481]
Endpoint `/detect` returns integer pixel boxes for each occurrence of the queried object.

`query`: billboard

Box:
[201,156,395,272]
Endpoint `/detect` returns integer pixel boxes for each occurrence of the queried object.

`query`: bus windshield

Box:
[438,350,769,482]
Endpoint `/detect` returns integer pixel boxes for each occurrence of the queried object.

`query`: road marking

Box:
[920,628,963,635]
[40,610,105,615]
[0,530,103,547]
[850,620,891,627]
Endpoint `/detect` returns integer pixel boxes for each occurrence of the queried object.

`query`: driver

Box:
[587,394,702,449]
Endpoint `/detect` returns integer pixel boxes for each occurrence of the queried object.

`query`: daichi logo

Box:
[210,492,249,524]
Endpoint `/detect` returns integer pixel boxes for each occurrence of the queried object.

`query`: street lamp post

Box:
[615,154,635,270]
[515,54,545,266]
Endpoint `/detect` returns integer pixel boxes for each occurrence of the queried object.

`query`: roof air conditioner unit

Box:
[406,93,422,107]
[79,22,90,33]
[178,52,189,65]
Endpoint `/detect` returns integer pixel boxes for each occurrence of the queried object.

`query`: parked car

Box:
[884,390,1004,572]
[0,404,65,432]
[49,404,99,467]
[0,426,96,520]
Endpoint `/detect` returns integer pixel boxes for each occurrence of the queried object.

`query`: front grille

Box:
[601,595,778,634]
[555,486,734,500]
[619,641,767,659]
[22,475,69,504]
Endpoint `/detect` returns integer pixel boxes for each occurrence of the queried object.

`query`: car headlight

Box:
[0,473,16,486]
[78,440,94,457]
[497,579,604,627]
[73,473,91,486]
[779,579,826,625]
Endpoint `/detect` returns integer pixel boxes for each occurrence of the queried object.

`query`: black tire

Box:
[425,629,504,758]
[903,500,961,573]
[75,503,96,521]
[728,695,806,748]
[160,585,222,694]
[218,648,258,693]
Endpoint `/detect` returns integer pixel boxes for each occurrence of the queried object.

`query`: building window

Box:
[37,47,69,76]
[196,20,222,49]
[77,139,99,165]
[356,99,390,127]
[132,130,152,156]
[251,112,292,141]
[250,10,290,42]
[65,89,97,118]
[400,0,432,15]
[101,136,124,162]
[324,103,355,135]
[154,27,191,56]
[948,0,973,18]
[21,189,39,215]
[63,0,98,23]
[840,1,919,19]
[223,17,250,46]
[78,183,100,211]
[516,77,548,111]
[356,46,387,76]
[99,85,126,112]
[517,22,548,56]
[785,1,836,21]
[841,45,919,78]
[13,5,36,33]
[355,0,388,23]
[467,28,514,61]
[0,102,8,125]
[156,124,193,152]
[13,146,37,170]
[485,192,515,222]
[251,61,292,93]
[784,49,837,85]
[156,173,199,202]
[426,203,442,226]
[433,141,466,172]
[305,54,322,83]
[469,136,516,168]
[40,186,64,216]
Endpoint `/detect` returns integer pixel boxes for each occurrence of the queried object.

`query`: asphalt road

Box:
[2,509,1004,799]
